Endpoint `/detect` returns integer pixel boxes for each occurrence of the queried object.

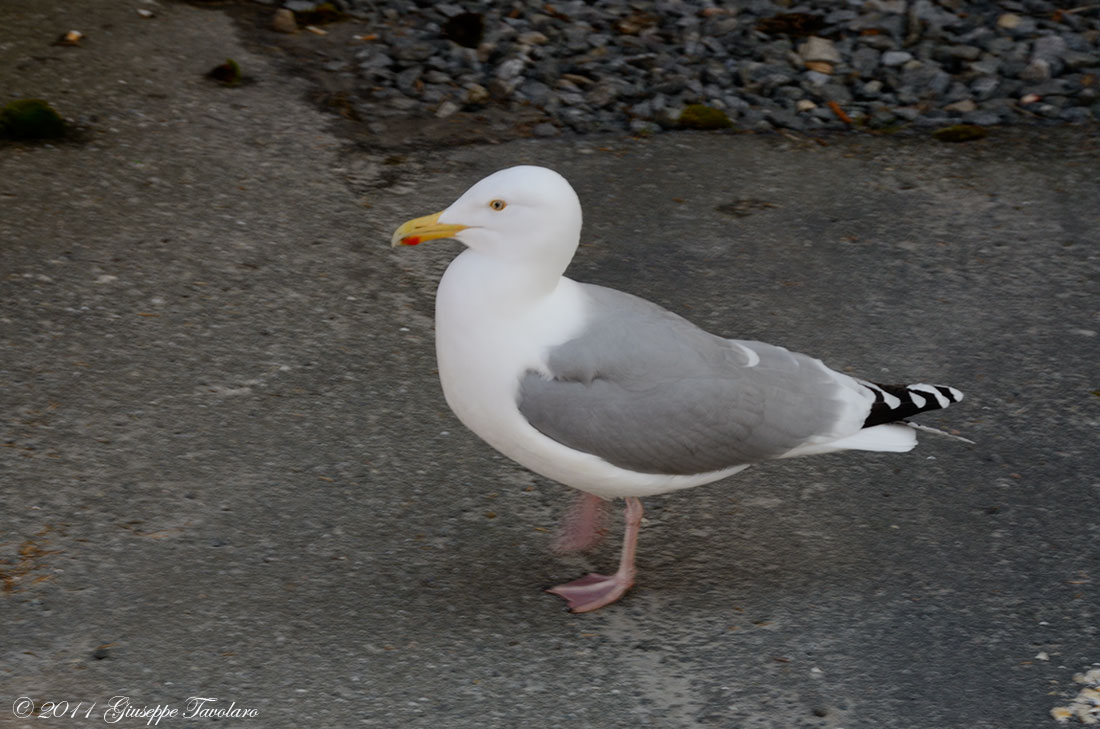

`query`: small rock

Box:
[586,82,619,108]
[796,99,817,112]
[434,3,464,18]
[557,90,586,106]
[910,0,962,30]
[1060,106,1093,123]
[435,100,459,118]
[971,76,1000,99]
[518,79,552,106]
[766,108,804,130]
[858,79,885,98]
[654,107,683,128]
[488,77,521,99]
[901,63,952,97]
[1019,59,1051,82]
[1032,36,1068,64]
[942,45,981,62]
[850,47,881,77]
[464,83,489,104]
[517,31,549,46]
[55,29,83,46]
[825,82,854,103]
[943,98,977,113]
[395,66,421,94]
[272,8,297,33]
[882,51,913,67]
[630,99,653,118]
[804,61,834,75]
[996,13,1021,30]
[1002,15,1037,35]
[1062,50,1100,70]
[943,81,971,103]
[1023,78,1070,97]
[532,122,559,137]
[969,57,1002,76]
[495,58,526,80]
[868,107,898,127]
[389,95,419,111]
[799,36,841,64]
[774,85,805,101]
[394,42,435,63]
[868,0,907,13]
[702,61,733,86]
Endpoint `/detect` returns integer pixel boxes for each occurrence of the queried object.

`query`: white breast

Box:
[434,250,584,454]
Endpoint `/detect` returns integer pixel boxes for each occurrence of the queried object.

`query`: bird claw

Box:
[546,571,633,613]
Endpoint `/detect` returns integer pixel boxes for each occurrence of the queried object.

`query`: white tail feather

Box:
[904,421,976,445]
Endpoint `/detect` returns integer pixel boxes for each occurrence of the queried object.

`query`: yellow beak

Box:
[390,210,468,247]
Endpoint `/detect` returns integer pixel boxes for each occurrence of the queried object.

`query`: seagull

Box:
[391,165,965,613]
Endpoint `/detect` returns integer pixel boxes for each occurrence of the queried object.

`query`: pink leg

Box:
[546,497,643,613]
[552,492,609,554]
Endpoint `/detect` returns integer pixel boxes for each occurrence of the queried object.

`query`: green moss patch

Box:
[1,98,67,140]
[932,124,989,143]
[679,104,734,130]
[206,58,243,86]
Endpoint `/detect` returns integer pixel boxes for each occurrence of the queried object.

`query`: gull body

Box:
[436,255,752,500]
[392,165,964,612]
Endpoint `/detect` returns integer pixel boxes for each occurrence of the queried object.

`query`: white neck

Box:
[442,249,567,309]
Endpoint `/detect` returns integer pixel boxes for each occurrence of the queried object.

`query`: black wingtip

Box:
[862,382,963,428]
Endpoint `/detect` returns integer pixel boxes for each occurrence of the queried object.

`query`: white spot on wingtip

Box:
[882,390,901,409]
[911,384,949,408]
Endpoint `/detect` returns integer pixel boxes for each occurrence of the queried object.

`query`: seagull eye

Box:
[489,199,506,211]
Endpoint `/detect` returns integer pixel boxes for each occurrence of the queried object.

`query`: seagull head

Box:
[391,165,583,268]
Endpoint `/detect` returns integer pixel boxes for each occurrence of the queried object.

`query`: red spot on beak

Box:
[404,236,421,246]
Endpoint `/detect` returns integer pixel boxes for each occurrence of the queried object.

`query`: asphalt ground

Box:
[2,2,1098,728]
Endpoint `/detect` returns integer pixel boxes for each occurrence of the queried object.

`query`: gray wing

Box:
[517,284,865,476]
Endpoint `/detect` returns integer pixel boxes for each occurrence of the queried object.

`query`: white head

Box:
[391,166,583,272]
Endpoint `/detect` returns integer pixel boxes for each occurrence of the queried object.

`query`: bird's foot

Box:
[546,571,633,613]
[552,492,608,554]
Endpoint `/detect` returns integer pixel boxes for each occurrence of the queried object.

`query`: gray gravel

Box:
[264,0,1100,133]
